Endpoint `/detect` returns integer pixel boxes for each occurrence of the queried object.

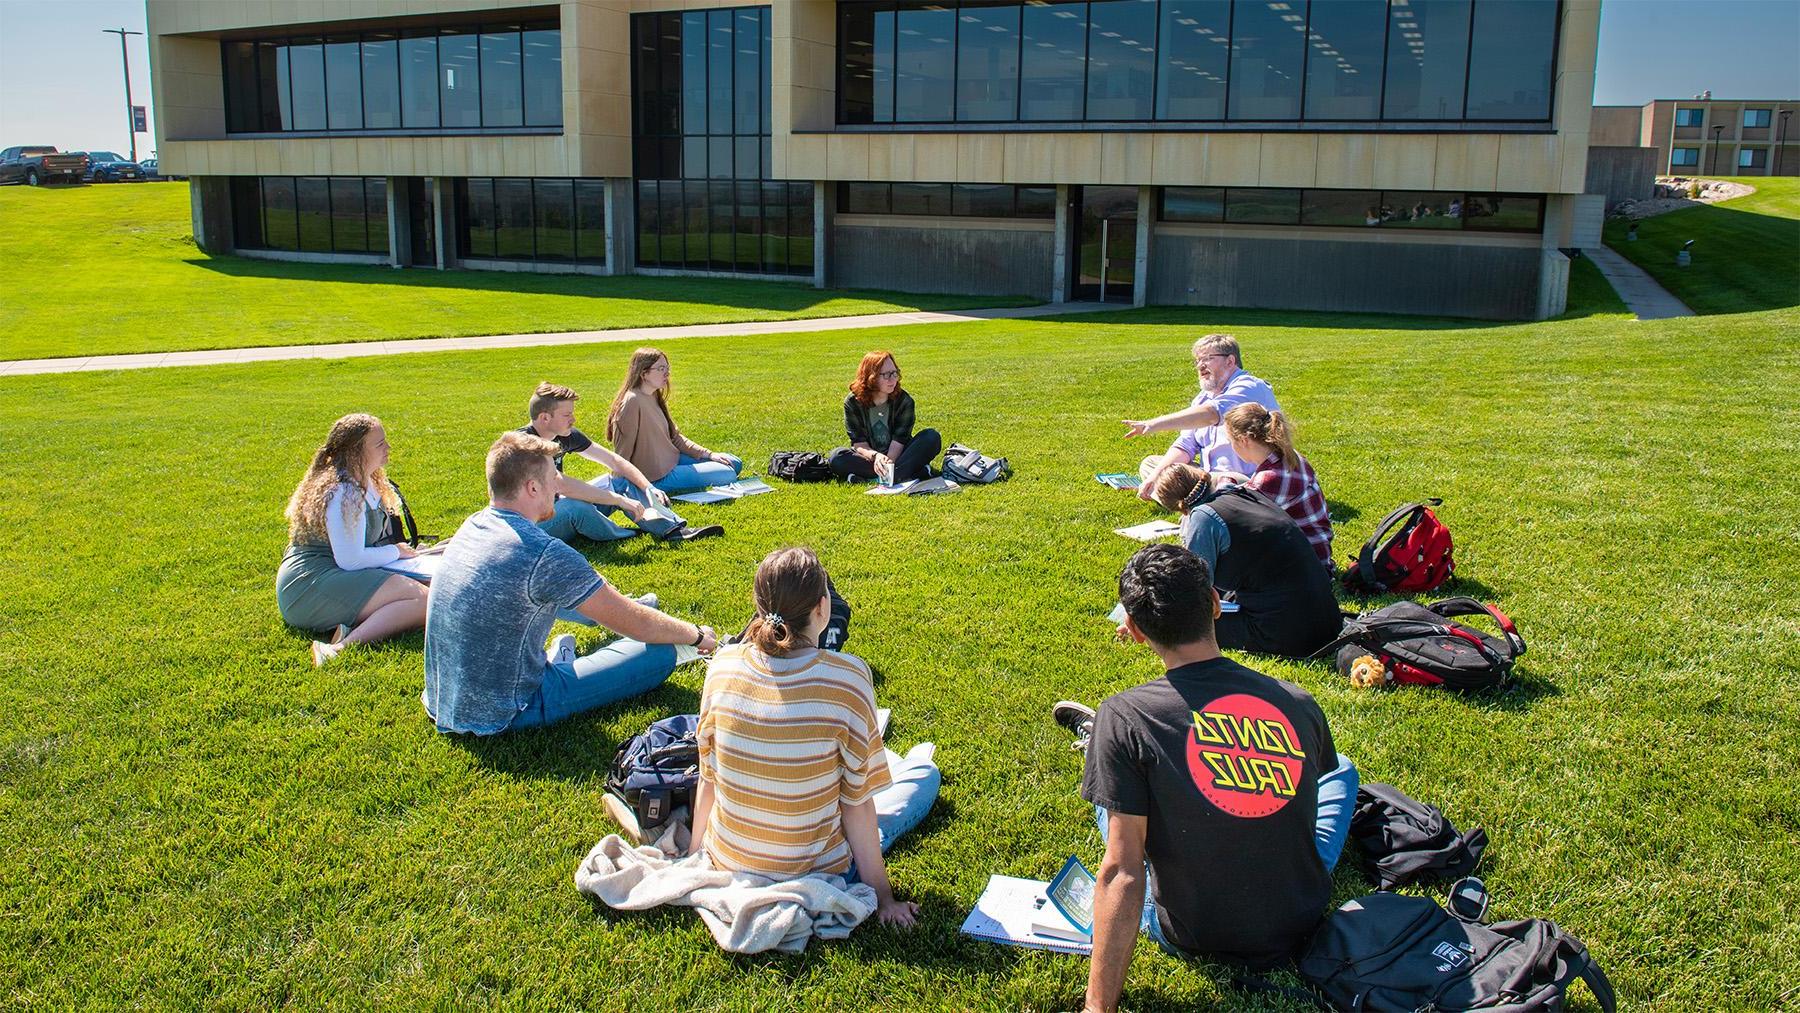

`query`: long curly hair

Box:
[285,413,399,545]
[850,350,902,406]
[606,347,673,443]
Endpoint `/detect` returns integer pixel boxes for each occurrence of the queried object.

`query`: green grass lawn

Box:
[2,294,1797,1008]
[0,184,1030,361]
[1602,175,1800,315]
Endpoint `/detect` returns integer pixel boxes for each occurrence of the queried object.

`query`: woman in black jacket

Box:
[828,350,942,484]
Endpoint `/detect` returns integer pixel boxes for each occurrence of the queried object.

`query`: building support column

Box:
[386,177,406,268]
[189,176,233,255]
[1132,185,1153,308]
[1051,184,1070,304]
[606,177,636,276]
[431,177,451,270]
[812,181,831,289]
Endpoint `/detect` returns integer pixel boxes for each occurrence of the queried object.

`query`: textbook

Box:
[1095,472,1142,490]
[1113,519,1181,542]
[960,871,1095,956]
[866,476,962,496]
[382,554,441,581]
[671,477,775,505]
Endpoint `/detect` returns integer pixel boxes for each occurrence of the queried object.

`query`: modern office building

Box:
[1592,97,1799,178]
[148,0,1601,321]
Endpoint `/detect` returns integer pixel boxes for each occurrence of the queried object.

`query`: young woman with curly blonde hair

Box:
[276,413,428,666]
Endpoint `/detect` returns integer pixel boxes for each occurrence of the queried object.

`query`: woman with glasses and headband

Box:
[605,347,744,495]
[1123,333,1279,504]
[828,350,943,485]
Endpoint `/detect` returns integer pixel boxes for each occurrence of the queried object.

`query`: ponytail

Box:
[745,547,831,658]
[1223,403,1299,468]
[1148,462,1211,514]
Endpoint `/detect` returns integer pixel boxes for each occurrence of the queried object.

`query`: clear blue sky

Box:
[0,0,1796,156]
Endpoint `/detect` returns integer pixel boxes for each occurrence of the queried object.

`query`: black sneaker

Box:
[661,523,724,543]
[1052,700,1096,749]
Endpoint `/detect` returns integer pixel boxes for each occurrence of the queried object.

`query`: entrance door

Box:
[1071,185,1138,303]
[408,178,438,267]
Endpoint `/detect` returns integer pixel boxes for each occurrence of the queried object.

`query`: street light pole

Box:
[1709,124,1724,176]
[1778,110,1794,177]
[101,28,145,162]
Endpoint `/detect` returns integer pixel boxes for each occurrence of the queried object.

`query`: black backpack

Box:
[767,450,835,483]
[373,479,430,548]
[604,714,701,831]
[1351,783,1488,890]
[1297,890,1615,1012]
[1318,597,1526,692]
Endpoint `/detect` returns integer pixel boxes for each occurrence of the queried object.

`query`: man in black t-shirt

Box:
[1054,544,1358,1011]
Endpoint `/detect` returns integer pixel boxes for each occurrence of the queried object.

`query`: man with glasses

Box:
[1124,334,1279,502]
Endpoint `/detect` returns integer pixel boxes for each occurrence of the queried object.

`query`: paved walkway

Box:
[0,301,1116,377]
[1583,245,1695,321]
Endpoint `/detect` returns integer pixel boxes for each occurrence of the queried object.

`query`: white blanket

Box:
[574,835,877,954]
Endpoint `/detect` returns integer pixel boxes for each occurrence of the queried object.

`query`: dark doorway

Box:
[1070,185,1138,303]
[407,178,438,267]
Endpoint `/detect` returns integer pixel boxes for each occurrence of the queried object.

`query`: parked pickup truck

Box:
[0,146,89,186]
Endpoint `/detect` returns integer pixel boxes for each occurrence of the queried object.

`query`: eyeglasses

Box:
[878,369,901,380]
[1194,353,1230,365]
[649,364,670,374]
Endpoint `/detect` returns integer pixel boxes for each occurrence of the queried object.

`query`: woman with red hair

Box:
[827,351,942,484]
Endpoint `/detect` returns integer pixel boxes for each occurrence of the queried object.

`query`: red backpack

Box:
[1341,499,1455,596]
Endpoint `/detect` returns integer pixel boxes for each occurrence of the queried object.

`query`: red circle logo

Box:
[1184,693,1307,818]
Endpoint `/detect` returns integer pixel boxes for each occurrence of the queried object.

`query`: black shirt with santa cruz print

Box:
[1080,655,1337,968]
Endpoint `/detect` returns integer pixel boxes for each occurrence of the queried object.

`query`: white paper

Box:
[381,554,441,580]
[640,506,678,524]
[1109,598,1235,623]
[959,875,1094,955]
[877,707,892,736]
[671,478,776,504]
[1113,519,1181,542]
[866,480,916,496]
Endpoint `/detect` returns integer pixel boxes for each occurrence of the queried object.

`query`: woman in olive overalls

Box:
[277,413,429,666]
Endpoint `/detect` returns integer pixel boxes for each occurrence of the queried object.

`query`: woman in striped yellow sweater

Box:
[692,547,939,928]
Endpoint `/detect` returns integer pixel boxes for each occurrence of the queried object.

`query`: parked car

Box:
[80,151,146,183]
[0,146,88,185]
[140,158,184,181]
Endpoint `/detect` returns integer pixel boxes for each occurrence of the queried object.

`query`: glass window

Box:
[895,2,956,122]
[735,8,763,134]
[636,179,659,266]
[230,176,264,247]
[224,42,260,132]
[708,10,734,134]
[708,135,733,179]
[1670,147,1698,166]
[761,11,772,134]
[842,182,890,213]
[840,2,894,123]
[709,180,735,270]
[1301,188,1382,226]
[1383,0,1472,119]
[761,180,790,273]
[1740,147,1767,168]
[1462,194,1542,232]
[735,136,760,180]
[1019,0,1088,121]
[262,176,298,250]
[1379,190,1461,228]
[954,183,1016,217]
[288,39,326,131]
[659,177,686,267]
[329,177,367,251]
[361,34,401,130]
[1225,187,1301,224]
[1674,108,1703,127]
[682,12,709,135]
[324,37,362,130]
[736,180,763,273]
[636,15,677,137]
[1161,185,1224,221]
[523,26,562,126]
[366,178,389,254]
[1465,0,1556,120]
[1303,0,1386,120]
[481,28,524,128]
[255,41,285,130]
[1086,0,1157,120]
[788,182,816,275]
[1228,0,1306,121]
[439,29,481,127]
[400,31,440,128]
[461,178,496,257]
[296,176,332,251]
[275,44,294,129]
[494,178,534,259]
[533,178,575,261]
[683,136,707,178]
[1016,185,1056,217]
[1744,109,1772,128]
[573,178,605,266]
[892,182,954,215]
[956,2,1021,122]
[1156,0,1230,121]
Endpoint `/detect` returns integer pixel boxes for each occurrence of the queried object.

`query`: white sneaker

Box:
[547,633,577,667]
[311,640,344,668]
[634,592,660,610]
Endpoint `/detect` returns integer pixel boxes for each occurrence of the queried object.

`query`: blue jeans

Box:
[846,750,942,883]
[653,453,743,494]
[505,638,676,730]
[1096,753,1358,953]
[540,479,685,543]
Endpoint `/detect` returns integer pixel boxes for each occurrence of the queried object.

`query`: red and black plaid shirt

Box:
[1246,452,1334,567]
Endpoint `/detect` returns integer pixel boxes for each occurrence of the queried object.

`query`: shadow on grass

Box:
[1600,199,1800,314]
[449,678,701,781]
[1325,499,1361,523]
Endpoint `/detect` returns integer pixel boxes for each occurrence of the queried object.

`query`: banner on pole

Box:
[132,105,147,132]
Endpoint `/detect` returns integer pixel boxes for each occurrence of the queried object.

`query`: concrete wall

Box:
[830,217,1054,301]
[1146,227,1547,321]
[1585,146,1658,208]
[1590,106,1647,147]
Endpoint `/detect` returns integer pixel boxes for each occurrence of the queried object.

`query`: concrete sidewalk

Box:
[0,300,1117,377]
[1583,245,1695,321]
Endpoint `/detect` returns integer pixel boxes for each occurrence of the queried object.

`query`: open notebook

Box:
[671,478,775,505]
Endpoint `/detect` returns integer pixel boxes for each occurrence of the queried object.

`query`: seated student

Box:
[1052,545,1357,1011]
[522,382,721,544]
[827,351,943,484]
[1218,403,1334,569]
[1146,464,1343,660]
[605,347,744,495]
[1124,334,1278,502]
[691,547,939,928]
[422,431,718,735]
[277,413,429,667]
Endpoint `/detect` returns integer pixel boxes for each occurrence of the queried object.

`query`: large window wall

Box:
[631,6,810,276]
[839,182,1057,218]
[455,178,606,265]
[229,176,390,253]
[222,20,561,133]
[839,0,1559,126]
[1160,185,1544,231]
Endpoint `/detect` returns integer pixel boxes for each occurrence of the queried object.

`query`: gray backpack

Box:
[941,443,1012,484]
